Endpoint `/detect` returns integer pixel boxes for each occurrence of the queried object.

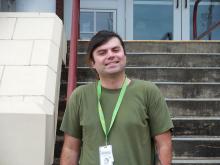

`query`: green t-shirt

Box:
[60,79,173,165]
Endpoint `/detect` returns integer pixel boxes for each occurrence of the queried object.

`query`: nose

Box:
[106,50,114,59]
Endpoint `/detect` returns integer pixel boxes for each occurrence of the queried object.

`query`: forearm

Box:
[60,147,80,165]
[60,134,81,165]
[154,131,172,165]
[156,142,172,165]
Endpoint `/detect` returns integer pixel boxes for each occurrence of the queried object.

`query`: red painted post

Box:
[67,0,80,98]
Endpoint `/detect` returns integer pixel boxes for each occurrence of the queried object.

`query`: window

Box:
[0,0,16,11]
[190,0,220,40]
[80,9,116,39]
[133,0,173,40]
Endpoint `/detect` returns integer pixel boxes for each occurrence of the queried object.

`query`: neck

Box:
[99,73,126,89]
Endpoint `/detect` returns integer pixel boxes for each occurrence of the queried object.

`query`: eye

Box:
[97,50,106,56]
[113,47,120,52]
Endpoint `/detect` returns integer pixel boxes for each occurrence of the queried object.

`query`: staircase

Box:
[54,41,220,165]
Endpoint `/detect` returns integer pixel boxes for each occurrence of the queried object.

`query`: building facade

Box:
[65,0,220,40]
[1,0,219,41]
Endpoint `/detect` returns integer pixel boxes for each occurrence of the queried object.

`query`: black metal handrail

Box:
[197,21,220,40]
[193,0,220,40]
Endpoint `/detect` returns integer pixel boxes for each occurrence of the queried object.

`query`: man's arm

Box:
[60,133,81,165]
[154,130,172,165]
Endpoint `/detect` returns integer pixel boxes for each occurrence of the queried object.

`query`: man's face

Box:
[91,37,126,77]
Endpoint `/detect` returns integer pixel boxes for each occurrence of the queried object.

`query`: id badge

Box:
[99,145,114,165]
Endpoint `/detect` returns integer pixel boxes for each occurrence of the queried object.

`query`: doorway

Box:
[126,0,220,40]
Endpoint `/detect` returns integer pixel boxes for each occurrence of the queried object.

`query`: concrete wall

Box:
[0,12,66,165]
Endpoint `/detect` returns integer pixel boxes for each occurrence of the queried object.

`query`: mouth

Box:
[105,61,119,66]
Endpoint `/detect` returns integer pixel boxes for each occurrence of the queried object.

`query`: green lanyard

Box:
[97,77,129,145]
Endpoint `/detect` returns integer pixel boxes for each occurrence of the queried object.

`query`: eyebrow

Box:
[97,46,121,52]
[112,46,120,49]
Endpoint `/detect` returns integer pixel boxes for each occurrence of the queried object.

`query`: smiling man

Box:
[60,30,173,165]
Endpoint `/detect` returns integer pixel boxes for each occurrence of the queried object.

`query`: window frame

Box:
[80,9,117,39]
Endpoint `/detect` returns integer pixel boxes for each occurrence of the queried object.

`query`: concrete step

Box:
[173,118,220,136]
[77,52,220,67]
[173,137,220,158]
[157,83,220,99]
[77,41,220,53]
[58,77,220,115]
[172,157,220,164]
[52,156,220,165]
[55,116,220,137]
[58,96,66,114]
[167,100,220,117]
[59,82,220,99]
[58,85,220,117]
[76,67,220,82]
[56,116,64,137]
[56,115,220,137]
[53,135,220,161]
[54,135,63,159]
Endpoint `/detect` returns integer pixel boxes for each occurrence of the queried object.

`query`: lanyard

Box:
[97,77,129,145]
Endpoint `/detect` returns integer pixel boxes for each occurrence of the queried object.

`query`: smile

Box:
[105,61,119,66]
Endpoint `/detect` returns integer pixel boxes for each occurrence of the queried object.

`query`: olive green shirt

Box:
[60,79,173,165]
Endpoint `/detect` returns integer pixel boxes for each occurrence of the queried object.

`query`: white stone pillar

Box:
[0,12,66,165]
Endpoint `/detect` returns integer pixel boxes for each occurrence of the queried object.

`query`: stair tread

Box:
[173,136,220,140]
[77,68,220,82]
[77,66,220,69]
[172,117,220,120]
[75,81,220,85]
[78,52,220,55]
[173,156,220,159]
[172,157,220,163]
[166,98,220,101]
[78,40,220,53]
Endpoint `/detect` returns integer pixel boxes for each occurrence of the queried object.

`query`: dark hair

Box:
[86,30,125,65]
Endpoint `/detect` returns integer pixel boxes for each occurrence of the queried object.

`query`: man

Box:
[60,30,173,165]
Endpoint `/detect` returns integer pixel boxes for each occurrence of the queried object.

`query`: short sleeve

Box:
[145,82,173,137]
[60,89,82,139]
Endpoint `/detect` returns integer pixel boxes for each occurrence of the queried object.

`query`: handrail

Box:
[193,0,201,39]
[197,20,220,40]
[67,0,80,98]
[193,0,220,40]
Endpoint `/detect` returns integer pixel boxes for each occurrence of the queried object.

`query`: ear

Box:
[90,60,95,68]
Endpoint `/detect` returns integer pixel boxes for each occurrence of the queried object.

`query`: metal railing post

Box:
[67,0,80,98]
